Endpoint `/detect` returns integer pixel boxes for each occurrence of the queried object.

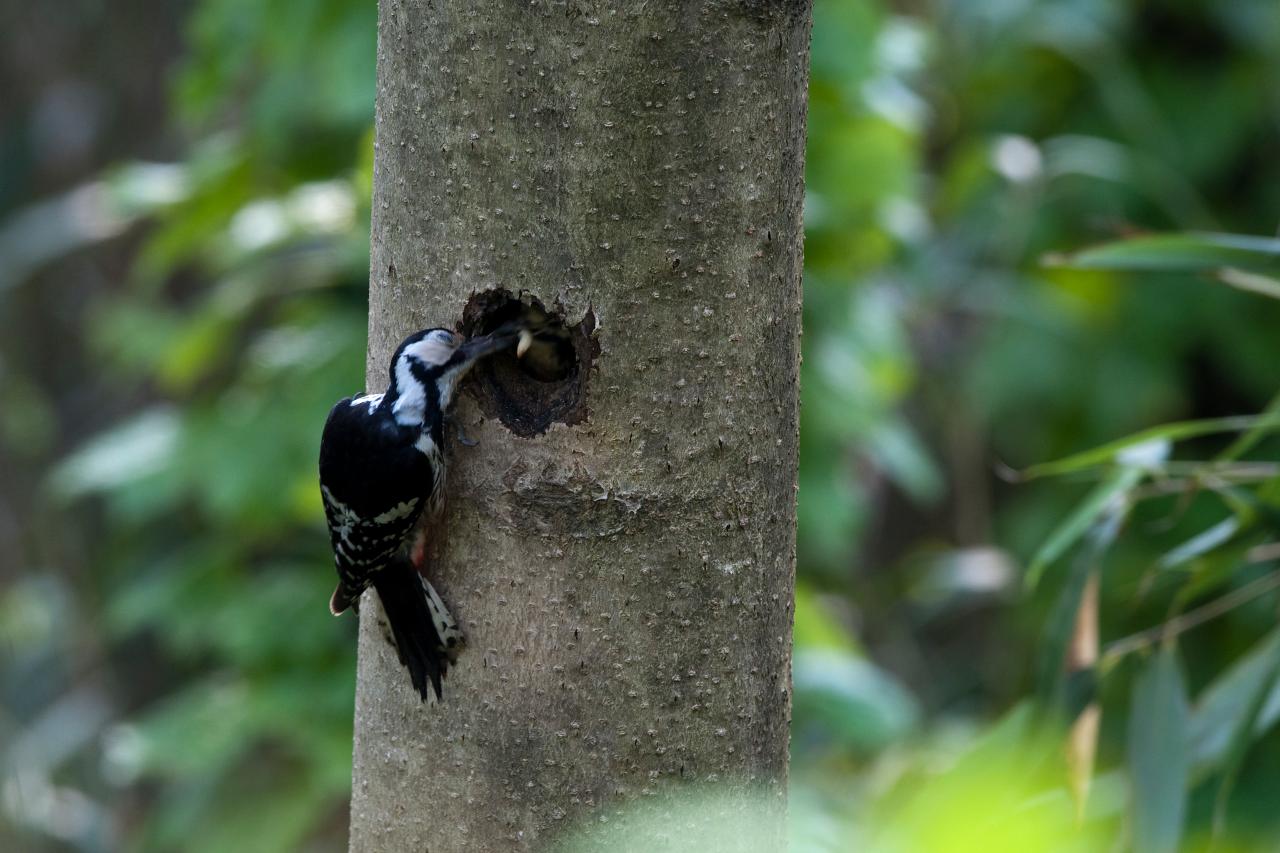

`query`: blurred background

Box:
[4,0,1280,850]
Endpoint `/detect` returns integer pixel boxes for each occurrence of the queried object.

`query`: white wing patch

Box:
[350,392,384,414]
[420,575,465,662]
[321,485,359,543]
[373,498,419,525]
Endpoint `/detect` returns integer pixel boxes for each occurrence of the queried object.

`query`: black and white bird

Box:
[318,324,528,701]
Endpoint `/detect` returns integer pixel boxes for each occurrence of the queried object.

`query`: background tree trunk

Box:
[350,2,811,850]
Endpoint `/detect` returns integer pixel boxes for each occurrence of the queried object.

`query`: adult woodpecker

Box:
[318,323,533,701]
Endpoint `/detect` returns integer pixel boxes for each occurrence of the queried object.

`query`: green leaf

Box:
[1214,267,1280,300]
[133,678,256,779]
[1172,536,1264,611]
[1189,626,1280,775]
[1218,392,1280,462]
[792,648,920,752]
[1020,415,1279,480]
[1128,644,1189,853]
[1211,632,1280,837]
[793,584,859,654]
[1157,517,1242,571]
[1052,232,1280,275]
[1036,513,1120,707]
[1025,465,1141,589]
[48,408,181,499]
[866,417,943,504]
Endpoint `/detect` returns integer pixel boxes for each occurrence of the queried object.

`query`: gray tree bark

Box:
[350,2,811,851]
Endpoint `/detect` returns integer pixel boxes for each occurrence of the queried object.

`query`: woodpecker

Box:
[318,324,520,701]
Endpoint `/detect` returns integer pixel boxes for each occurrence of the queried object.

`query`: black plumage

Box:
[319,393,435,613]
[318,326,518,701]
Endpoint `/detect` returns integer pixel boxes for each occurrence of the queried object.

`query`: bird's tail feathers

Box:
[329,582,357,616]
[370,556,465,702]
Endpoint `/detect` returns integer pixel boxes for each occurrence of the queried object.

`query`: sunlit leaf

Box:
[1037,513,1120,707]
[1172,536,1263,611]
[1215,267,1280,300]
[1218,392,1280,462]
[1189,626,1280,775]
[1065,573,1100,819]
[792,648,920,752]
[1052,232,1280,275]
[1067,704,1100,822]
[1026,465,1141,589]
[1211,634,1280,838]
[49,408,181,498]
[1020,416,1278,480]
[1129,644,1189,853]
[871,703,1097,853]
[105,161,192,216]
[0,180,135,292]
[793,585,860,653]
[866,417,943,504]
[1158,517,1243,571]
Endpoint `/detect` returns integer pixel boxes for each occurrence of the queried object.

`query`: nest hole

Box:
[460,289,596,436]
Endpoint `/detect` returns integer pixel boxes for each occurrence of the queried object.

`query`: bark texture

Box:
[351,2,811,850]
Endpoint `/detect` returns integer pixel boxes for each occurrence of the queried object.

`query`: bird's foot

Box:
[410,529,427,570]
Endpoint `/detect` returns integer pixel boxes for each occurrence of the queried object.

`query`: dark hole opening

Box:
[460,289,596,436]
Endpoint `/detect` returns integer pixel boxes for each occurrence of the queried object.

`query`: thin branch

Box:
[1156,462,1280,477]
[1128,471,1278,503]
[1101,569,1280,668]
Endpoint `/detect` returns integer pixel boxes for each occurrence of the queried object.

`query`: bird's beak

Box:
[516,330,534,359]
[456,326,519,363]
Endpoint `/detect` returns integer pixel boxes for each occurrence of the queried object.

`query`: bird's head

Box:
[393,328,464,376]
[388,326,521,425]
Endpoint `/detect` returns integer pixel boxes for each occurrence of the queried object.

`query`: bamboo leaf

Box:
[1068,704,1101,823]
[1212,637,1280,838]
[48,407,181,499]
[1215,267,1280,300]
[1172,537,1262,612]
[1128,644,1189,853]
[1157,517,1242,571]
[1066,573,1100,820]
[1104,574,1280,670]
[1035,555,1092,708]
[1020,415,1280,480]
[1026,467,1140,589]
[1036,514,1122,707]
[1189,626,1280,775]
[1218,392,1280,462]
[1051,232,1280,274]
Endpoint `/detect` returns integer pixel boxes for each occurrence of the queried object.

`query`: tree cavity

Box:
[460,289,596,437]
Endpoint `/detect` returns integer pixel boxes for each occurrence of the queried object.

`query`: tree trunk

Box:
[350,2,811,850]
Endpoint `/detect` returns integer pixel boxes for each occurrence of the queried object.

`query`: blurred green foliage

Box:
[3,0,1280,850]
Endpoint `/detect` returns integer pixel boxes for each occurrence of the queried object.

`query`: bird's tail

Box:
[370,556,465,702]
